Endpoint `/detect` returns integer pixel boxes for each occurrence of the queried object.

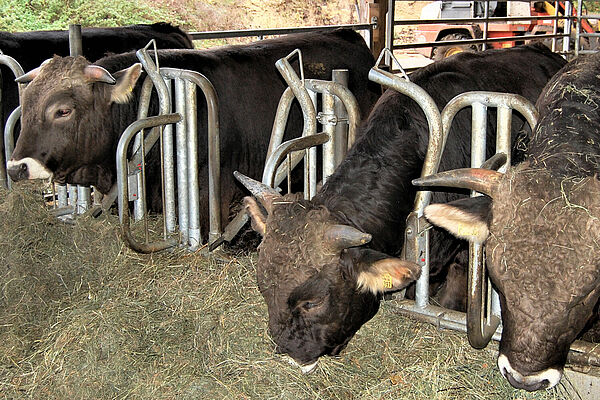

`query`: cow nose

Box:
[7,162,29,181]
[504,369,549,392]
[498,354,562,392]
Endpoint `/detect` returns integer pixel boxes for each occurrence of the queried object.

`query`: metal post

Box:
[563,1,573,55]
[332,69,349,167]
[321,83,336,183]
[68,24,83,57]
[174,77,189,244]
[185,80,201,249]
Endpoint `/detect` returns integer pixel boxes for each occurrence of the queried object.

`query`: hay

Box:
[0,183,574,399]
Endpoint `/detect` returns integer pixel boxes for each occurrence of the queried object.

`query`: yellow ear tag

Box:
[457,223,479,237]
[382,273,393,289]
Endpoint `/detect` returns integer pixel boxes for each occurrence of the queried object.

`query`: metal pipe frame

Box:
[188,23,374,41]
[0,55,25,189]
[136,44,176,235]
[390,85,600,366]
[117,113,181,253]
[3,105,20,189]
[332,70,350,167]
[368,49,443,308]
[161,67,222,247]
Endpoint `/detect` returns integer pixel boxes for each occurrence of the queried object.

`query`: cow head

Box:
[414,164,600,391]
[8,56,142,193]
[234,172,421,372]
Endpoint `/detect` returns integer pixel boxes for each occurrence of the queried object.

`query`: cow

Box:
[413,52,600,391]
[233,43,566,373]
[0,23,193,168]
[6,29,382,242]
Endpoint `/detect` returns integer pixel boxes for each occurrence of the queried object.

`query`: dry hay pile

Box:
[0,183,577,399]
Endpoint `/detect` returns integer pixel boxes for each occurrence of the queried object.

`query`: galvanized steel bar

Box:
[332,70,349,166]
[136,44,176,235]
[267,87,295,162]
[3,105,20,189]
[76,185,91,214]
[368,52,442,308]
[132,76,155,222]
[320,86,336,181]
[68,24,82,57]
[438,92,538,348]
[0,52,26,190]
[185,80,201,249]
[117,113,181,253]
[272,50,317,192]
[68,185,77,209]
[57,185,68,208]
[161,67,221,244]
[174,77,189,244]
[189,23,374,41]
[307,88,317,199]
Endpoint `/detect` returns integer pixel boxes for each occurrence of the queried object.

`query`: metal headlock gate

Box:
[113,41,221,253]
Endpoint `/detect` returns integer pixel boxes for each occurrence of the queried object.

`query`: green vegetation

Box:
[0,0,184,31]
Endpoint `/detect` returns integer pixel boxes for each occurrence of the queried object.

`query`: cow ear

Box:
[110,63,142,104]
[244,196,267,236]
[424,196,492,244]
[344,248,421,294]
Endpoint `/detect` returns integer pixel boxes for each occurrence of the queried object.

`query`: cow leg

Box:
[436,252,468,312]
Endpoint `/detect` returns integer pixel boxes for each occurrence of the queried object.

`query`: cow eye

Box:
[299,297,326,312]
[55,108,72,118]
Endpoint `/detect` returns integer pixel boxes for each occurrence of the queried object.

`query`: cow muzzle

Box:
[284,355,319,374]
[7,158,52,181]
[498,354,562,391]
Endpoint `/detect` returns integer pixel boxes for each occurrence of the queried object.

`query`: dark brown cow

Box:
[7,29,381,240]
[415,53,600,390]
[235,44,566,373]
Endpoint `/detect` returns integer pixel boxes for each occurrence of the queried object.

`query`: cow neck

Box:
[312,95,424,254]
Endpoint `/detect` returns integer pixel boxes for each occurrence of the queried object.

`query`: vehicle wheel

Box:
[432,33,478,61]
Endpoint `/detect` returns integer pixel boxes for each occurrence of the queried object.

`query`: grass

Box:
[0,182,581,399]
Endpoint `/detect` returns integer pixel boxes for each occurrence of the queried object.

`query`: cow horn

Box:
[233,171,282,213]
[15,58,52,83]
[84,65,117,84]
[324,224,372,251]
[412,168,503,197]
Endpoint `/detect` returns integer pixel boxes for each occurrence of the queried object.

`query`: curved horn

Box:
[15,58,52,83]
[233,171,282,213]
[412,168,503,197]
[481,152,507,171]
[84,65,116,84]
[324,224,372,252]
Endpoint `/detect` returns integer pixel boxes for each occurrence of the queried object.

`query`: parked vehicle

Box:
[415,1,575,60]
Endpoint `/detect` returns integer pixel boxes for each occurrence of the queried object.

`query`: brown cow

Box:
[414,52,600,390]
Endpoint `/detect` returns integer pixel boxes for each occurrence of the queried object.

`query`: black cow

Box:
[7,29,381,241]
[415,52,600,391]
[234,44,566,373]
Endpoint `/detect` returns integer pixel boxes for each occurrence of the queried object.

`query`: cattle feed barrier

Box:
[213,50,361,250]
[114,41,221,252]
[365,48,600,369]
